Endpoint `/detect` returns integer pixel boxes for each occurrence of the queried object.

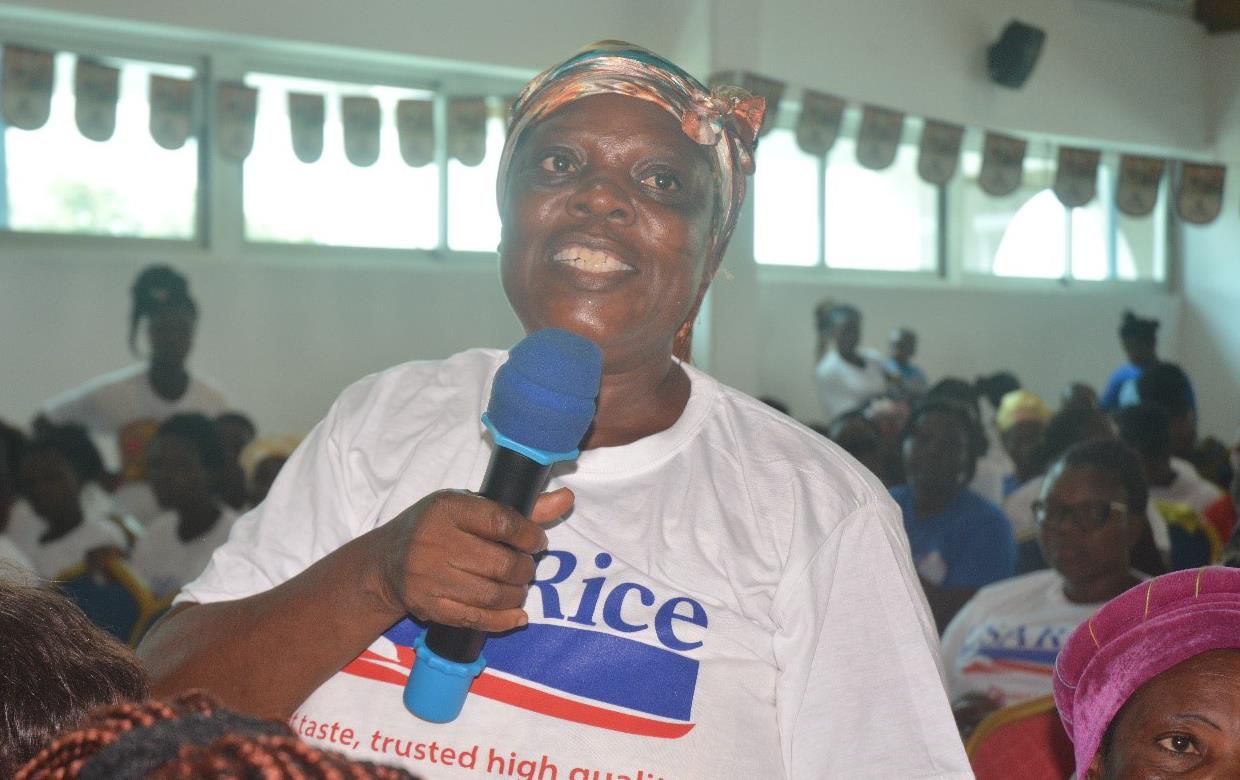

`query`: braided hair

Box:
[1118,310,1158,345]
[17,692,419,779]
[129,266,197,356]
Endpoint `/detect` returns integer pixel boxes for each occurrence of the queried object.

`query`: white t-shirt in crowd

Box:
[42,363,229,469]
[6,497,127,579]
[1146,457,1224,554]
[814,348,888,423]
[940,569,1102,707]
[183,348,970,779]
[132,505,239,599]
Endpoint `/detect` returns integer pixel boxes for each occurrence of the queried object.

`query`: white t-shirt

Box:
[42,363,229,469]
[940,569,1101,707]
[1003,475,1046,544]
[1146,457,1224,554]
[6,497,127,579]
[814,348,888,423]
[183,349,970,779]
[132,506,239,599]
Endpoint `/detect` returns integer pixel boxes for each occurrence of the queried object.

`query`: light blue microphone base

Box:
[403,633,487,723]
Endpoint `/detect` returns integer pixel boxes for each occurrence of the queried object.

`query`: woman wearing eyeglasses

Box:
[941,438,1147,737]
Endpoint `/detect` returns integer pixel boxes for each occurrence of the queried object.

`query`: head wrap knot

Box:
[682,87,764,172]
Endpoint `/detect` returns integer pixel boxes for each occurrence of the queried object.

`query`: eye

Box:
[1156,734,1200,755]
[539,153,577,174]
[640,171,682,192]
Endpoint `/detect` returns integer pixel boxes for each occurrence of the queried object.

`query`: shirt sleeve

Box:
[42,384,96,427]
[771,498,972,779]
[178,388,378,605]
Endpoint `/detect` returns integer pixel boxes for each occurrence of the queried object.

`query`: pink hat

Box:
[1053,567,1240,773]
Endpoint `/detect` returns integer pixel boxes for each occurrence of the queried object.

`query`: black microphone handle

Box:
[422,446,553,663]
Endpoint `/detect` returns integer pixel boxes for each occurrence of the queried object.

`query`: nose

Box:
[568,177,635,225]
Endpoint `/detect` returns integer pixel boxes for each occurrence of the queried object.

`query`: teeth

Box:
[552,245,634,272]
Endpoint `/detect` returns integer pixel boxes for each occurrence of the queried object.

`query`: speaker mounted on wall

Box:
[988,20,1046,89]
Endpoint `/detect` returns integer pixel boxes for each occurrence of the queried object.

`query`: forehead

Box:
[1044,463,1122,499]
[524,93,711,165]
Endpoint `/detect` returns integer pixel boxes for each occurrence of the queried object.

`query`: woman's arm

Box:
[139,489,571,719]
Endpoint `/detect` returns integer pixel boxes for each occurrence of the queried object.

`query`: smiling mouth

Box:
[551,244,635,273]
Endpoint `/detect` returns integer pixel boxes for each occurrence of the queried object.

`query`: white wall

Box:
[1,0,1235,442]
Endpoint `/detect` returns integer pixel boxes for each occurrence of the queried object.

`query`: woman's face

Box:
[903,410,969,492]
[147,434,212,510]
[500,93,716,371]
[147,306,196,366]
[1090,649,1240,779]
[1037,464,1133,588]
[18,450,80,525]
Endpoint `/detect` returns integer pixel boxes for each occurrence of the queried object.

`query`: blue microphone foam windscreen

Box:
[487,328,603,454]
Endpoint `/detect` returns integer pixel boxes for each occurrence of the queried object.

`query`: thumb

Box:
[530,487,574,525]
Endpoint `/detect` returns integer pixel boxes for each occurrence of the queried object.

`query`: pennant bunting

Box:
[2,45,55,130]
[149,74,196,150]
[396,99,434,167]
[287,92,325,163]
[741,73,784,136]
[215,81,258,161]
[74,58,120,142]
[341,95,381,167]
[1174,162,1225,225]
[1115,155,1165,217]
[795,90,845,156]
[979,132,1027,196]
[917,120,964,185]
[855,106,904,171]
[447,97,487,166]
[1053,147,1101,208]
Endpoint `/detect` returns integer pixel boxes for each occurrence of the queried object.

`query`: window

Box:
[754,127,938,272]
[243,72,439,250]
[1,50,199,238]
[447,110,505,252]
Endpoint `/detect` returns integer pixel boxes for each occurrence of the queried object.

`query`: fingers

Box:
[417,598,530,634]
[530,487,575,525]
[448,493,549,555]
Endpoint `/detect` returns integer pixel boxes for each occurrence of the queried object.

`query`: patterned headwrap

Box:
[496,40,765,265]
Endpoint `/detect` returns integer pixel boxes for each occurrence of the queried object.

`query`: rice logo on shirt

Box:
[961,623,1073,677]
[343,548,707,739]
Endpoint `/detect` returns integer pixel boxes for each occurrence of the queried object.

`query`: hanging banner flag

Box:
[917,120,964,185]
[1115,155,1165,217]
[215,81,258,161]
[1174,162,1225,225]
[979,132,1027,196]
[396,99,434,167]
[287,92,325,163]
[341,96,381,167]
[741,73,784,136]
[149,74,196,150]
[855,105,904,171]
[448,97,487,166]
[2,45,55,130]
[74,58,120,142]
[795,90,845,156]
[1053,147,1101,208]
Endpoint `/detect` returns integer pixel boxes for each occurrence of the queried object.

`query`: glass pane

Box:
[823,138,936,271]
[753,128,819,266]
[1115,174,1167,282]
[447,113,504,252]
[959,151,1070,278]
[244,72,437,249]
[2,51,198,238]
[990,190,1067,278]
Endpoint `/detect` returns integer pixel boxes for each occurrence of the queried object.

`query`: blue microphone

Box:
[403,328,602,723]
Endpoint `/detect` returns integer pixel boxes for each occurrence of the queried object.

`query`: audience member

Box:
[994,389,1052,497]
[131,414,239,598]
[862,397,911,486]
[240,434,303,507]
[813,302,887,423]
[16,691,418,779]
[0,421,34,575]
[214,411,256,510]
[1059,381,1099,412]
[884,327,928,397]
[825,410,890,485]
[1136,362,1231,489]
[1214,432,1240,567]
[37,265,229,472]
[925,378,1008,505]
[941,440,1145,736]
[1053,567,1240,778]
[891,400,1017,630]
[7,428,127,579]
[1100,310,1194,411]
[0,579,149,777]
[1117,404,1222,568]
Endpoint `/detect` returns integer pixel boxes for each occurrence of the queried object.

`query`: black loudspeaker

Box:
[988,21,1046,89]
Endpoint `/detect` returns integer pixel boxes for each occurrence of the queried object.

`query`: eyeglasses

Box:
[1032,499,1127,534]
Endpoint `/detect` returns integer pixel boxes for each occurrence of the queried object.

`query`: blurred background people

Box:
[994,389,1052,497]
[813,302,887,424]
[885,327,928,398]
